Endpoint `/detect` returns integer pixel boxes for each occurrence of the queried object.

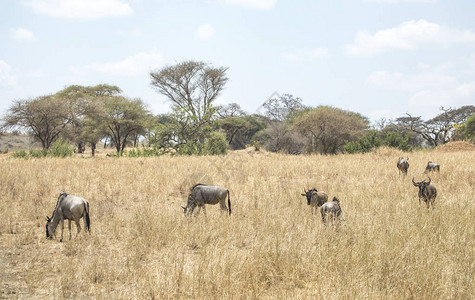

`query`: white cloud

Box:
[364,0,435,3]
[346,20,475,55]
[368,70,475,117]
[367,71,457,91]
[117,29,143,38]
[24,0,134,19]
[9,27,37,42]
[223,0,276,10]
[70,51,162,77]
[0,60,16,86]
[281,47,329,62]
[195,24,215,40]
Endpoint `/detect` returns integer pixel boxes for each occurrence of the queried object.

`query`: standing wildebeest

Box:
[320,197,342,225]
[412,177,437,209]
[397,157,409,175]
[182,184,231,216]
[301,188,328,214]
[46,193,90,242]
[424,161,440,173]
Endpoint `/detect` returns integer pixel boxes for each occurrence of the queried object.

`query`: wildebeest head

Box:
[412,177,431,198]
[301,188,318,205]
[182,194,197,216]
[45,216,53,239]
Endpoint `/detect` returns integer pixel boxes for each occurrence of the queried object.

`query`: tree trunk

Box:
[90,142,96,157]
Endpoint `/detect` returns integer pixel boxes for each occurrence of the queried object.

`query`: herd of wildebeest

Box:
[45,159,441,242]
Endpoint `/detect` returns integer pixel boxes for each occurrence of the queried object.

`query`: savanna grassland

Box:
[0,146,474,299]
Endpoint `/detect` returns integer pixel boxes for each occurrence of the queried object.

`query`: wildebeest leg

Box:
[425,200,430,209]
[220,199,228,213]
[201,205,207,216]
[75,217,81,235]
[68,220,72,240]
[60,219,64,242]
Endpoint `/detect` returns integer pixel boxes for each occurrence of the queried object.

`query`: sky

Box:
[1,0,474,123]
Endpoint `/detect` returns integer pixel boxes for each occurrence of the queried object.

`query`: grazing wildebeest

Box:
[320,197,342,225]
[182,184,231,216]
[397,157,409,176]
[424,161,440,173]
[46,193,90,242]
[301,188,328,214]
[412,177,437,209]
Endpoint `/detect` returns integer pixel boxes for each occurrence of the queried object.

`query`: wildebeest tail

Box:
[227,190,231,216]
[84,202,91,231]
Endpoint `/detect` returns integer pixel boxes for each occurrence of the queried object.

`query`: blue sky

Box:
[1,0,474,123]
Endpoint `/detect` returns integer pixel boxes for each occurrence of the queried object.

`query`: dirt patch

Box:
[433,141,475,152]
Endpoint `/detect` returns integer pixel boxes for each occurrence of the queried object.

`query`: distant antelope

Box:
[182,184,231,216]
[320,197,342,225]
[301,188,328,214]
[424,161,440,174]
[46,193,90,242]
[397,157,409,176]
[412,177,437,209]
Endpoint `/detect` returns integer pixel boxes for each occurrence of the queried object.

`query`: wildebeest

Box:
[320,197,342,225]
[412,177,437,209]
[397,157,409,175]
[424,161,440,173]
[301,188,328,214]
[182,184,231,216]
[46,193,90,242]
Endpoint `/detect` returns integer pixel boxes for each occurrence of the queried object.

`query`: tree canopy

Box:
[294,106,369,154]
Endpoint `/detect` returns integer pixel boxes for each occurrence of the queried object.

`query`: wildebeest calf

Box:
[397,157,409,176]
[182,184,231,216]
[424,161,440,173]
[412,177,437,209]
[301,188,328,214]
[320,197,342,225]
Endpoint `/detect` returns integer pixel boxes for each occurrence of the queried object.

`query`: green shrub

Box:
[12,150,28,159]
[29,149,47,158]
[344,130,411,154]
[176,142,205,156]
[383,131,411,151]
[344,130,382,154]
[205,131,228,155]
[50,139,74,158]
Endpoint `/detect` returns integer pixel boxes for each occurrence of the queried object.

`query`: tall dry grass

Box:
[0,147,473,299]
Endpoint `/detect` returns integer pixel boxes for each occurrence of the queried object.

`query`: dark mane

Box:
[50,193,69,219]
[191,183,206,191]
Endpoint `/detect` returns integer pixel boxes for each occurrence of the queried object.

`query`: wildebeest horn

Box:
[412,177,417,186]
[427,177,431,184]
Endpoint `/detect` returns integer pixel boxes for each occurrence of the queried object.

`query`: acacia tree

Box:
[396,105,475,146]
[262,93,305,122]
[99,97,152,155]
[293,106,368,154]
[218,115,266,150]
[56,84,122,153]
[2,95,73,150]
[217,103,246,119]
[150,61,228,147]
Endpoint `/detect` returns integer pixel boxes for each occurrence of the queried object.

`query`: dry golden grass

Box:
[0,147,474,299]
